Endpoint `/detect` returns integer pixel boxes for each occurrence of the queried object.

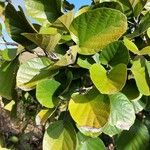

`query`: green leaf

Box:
[69,88,110,130]
[140,46,150,55]
[70,8,127,55]
[128,11,150,38]
[109,92,135,130]
[131,57,150,95]
[5,3,36,45]
[90,63,127,94]
[116,120,150,150]
[76,132,106,150]
[122,79,141,101]
[16,57,57,91]
[77,57,93,69]
[123,37,150,55]
[123,37,139,54]
[99,41,129,66]
[54,45,78,67]
[36,79,60,108]
[25,0,63,25]
[0,58,18,99]
[43,120,76,150]
[52,11,74,30]
[22,33,61,52]
[1,48,17,61]
[147,27,150,38]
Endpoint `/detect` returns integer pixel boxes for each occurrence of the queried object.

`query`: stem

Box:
[0,42,18,46]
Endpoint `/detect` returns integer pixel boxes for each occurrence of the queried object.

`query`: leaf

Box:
[131,57,150,96]
[1,48,17,61]
[5,3,36,45]
[77,57,93,69]
[147,27,150,38]
[109,92,135,130]
[116,120,150,150]
[16,57,57,91]
[52,11,74,30]
[43,120,76,150]
[70,8,127,55]
[25,0,62,25]
[0,58,18,99]
[102,123,122,137]
[36,79,60,108]
[123,37,150,55]
[4,100,15,111]
[123,37,139,54]
[131,99,146,113]
[54,45,78,67]
[128,11,150,38]
[22,33,61,52]
[35,109,55,125]
[122,79,141,101]
[69,88,110,129]
[76,132,106,150]
[140,46,150,55]
[99,41,129,66]
[90,63,127,94]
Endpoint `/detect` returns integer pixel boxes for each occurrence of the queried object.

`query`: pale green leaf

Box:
[70,8,127,55]
[25,0,63,25]
[90,63,127,94]
[16,57,57,91]
[109,93,135,130]
[36,79,60,108]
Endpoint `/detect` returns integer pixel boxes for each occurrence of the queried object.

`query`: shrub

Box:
[0,0,150,149]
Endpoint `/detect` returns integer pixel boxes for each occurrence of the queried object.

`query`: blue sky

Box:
[0,0,91,49]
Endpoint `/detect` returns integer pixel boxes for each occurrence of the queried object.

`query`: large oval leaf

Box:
[70,8,127,55]
[69,88,110,129]
[116,120,150,150]
[43,120,76,150]
[99,41,129,66]
[109,93,135,130]
[90,63,127,94]
[16,57,57,91]
[36,79,60,108]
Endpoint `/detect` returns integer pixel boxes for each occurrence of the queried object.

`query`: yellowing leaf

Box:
[70,8,127,55]
[69,88,110,129]
[90,63,127,94]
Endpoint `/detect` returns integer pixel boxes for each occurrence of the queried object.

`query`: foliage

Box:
[0,0,150,149]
